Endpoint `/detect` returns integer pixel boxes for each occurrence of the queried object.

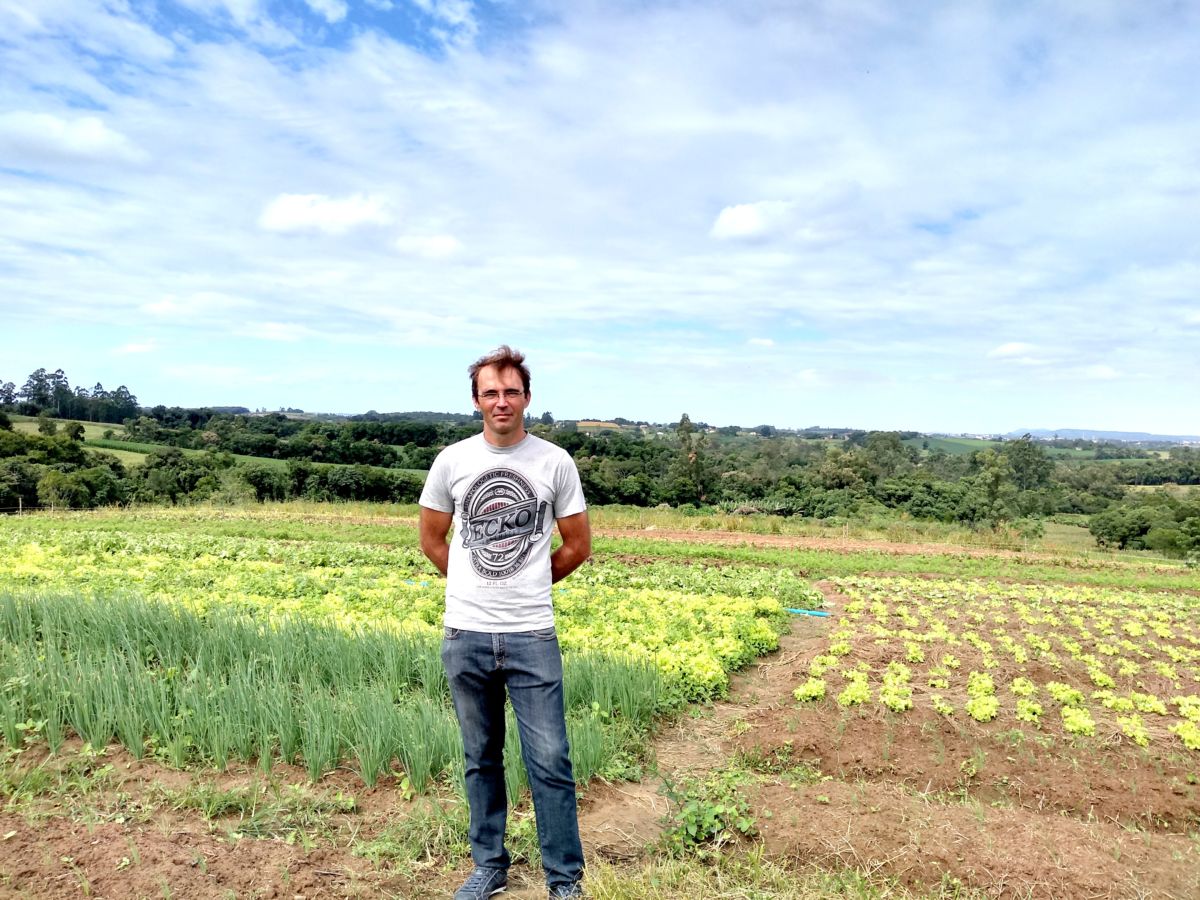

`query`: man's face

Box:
[473,364,530,444]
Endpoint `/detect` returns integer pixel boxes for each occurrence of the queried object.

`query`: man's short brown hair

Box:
[469,345,531,398]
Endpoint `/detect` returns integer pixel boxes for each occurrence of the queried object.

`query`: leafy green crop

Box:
[792,575,1200,752]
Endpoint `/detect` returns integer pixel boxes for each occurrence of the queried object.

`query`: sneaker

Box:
[548,884,583,899]
[455,867,507,900]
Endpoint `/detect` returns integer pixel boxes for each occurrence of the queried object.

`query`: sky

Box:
[2,0,1198,435]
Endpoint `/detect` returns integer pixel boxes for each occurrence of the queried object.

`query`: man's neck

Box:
[483,427,527,448]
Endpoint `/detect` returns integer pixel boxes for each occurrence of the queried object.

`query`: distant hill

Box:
[1008,428,1200,443]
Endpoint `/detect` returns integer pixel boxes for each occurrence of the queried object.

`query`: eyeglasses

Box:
[478,389,525,403]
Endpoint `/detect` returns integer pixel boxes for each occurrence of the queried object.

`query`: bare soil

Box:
[595,526,1190,576]
[596,526,1057,560]
[584,611,1200,898]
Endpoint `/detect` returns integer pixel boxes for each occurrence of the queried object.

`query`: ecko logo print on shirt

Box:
[461,467,549,579]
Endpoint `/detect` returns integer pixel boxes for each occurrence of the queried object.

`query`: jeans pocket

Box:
[443,627,462,640]
[530,626,557,641]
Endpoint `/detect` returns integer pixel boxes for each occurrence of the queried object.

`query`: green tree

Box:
[37,414,58,436]
[47,369,72,417]
[863,432,917,480]
[64,422,85,441]
[1002,434,1053,492]
[663,413,716,505]
[956,450,1018,528]
[19,368,52,409]
[0,459,40,511]
[37,470,89,508]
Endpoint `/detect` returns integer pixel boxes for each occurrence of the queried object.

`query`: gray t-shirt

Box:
[419,432,587,631]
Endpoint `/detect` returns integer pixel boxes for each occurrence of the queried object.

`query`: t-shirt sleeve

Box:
[419,451,454,513]
[553,451,587,519]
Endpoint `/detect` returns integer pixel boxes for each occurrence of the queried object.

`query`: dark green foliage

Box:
[1089,492,1200,557]
[37,465,128,509]
[130,447,233,504]
[5,368,138,423]
[660,769,757,857]
[0,459,39,511]
[121,407,473,471]
[285,461,424,503]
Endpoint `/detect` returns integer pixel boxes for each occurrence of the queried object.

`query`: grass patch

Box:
[585,850,959,899]
[9,415,126,441]
[157,778,356,839]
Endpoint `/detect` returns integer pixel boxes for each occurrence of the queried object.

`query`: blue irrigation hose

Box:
[785,607,830,617]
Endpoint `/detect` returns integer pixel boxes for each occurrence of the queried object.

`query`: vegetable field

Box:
[795,577,1200,750]
[2,506,1199,898]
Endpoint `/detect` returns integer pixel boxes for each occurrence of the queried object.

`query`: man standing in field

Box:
[419,346,591,900]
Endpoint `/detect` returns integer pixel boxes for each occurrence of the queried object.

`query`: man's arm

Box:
[551,511,591,583]
[419,506,453,576]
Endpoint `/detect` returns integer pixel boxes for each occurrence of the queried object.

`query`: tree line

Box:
[2,368,139,424]
[2,368,1197,559]
[0,424,424,511]
[119,407,477,471]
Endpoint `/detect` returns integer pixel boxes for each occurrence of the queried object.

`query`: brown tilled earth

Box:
[2,542,1199,899]
[594,526,1077,561]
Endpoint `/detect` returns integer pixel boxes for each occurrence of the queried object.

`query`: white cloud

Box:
[394,234,463,260]
[987,342,1034,359]
[411,0,478,41]
[748,338,774,348]
[795,369,822,387]
[141,292,253,321]
[0,112,148,165]
[174,0,299,47]
[236,322,316,341]
[1,1,175,61]
[114,340,158,355]
[985,342,1053,367]
[258,194,392,235]
[303,0,349,24]
[176,0,264,30]
[710,201,793,241]
[162,363,249,385]
[1080,364,1120,380]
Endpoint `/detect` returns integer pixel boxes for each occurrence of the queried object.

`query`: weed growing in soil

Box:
[735,740,829,788]
[659,767,758,858]
[156,777,356,840]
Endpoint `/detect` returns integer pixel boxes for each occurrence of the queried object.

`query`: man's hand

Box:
[551,511,591,583]
[419,506,453,576]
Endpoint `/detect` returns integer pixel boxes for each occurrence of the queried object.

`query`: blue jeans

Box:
[441,627,584,890]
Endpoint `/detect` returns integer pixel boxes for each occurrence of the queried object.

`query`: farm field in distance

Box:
[1,504,1198,898]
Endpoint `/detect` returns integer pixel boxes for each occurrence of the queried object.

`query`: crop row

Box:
[794,576,1200,751]
[0,513,799,702]
[0,590,662,792]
